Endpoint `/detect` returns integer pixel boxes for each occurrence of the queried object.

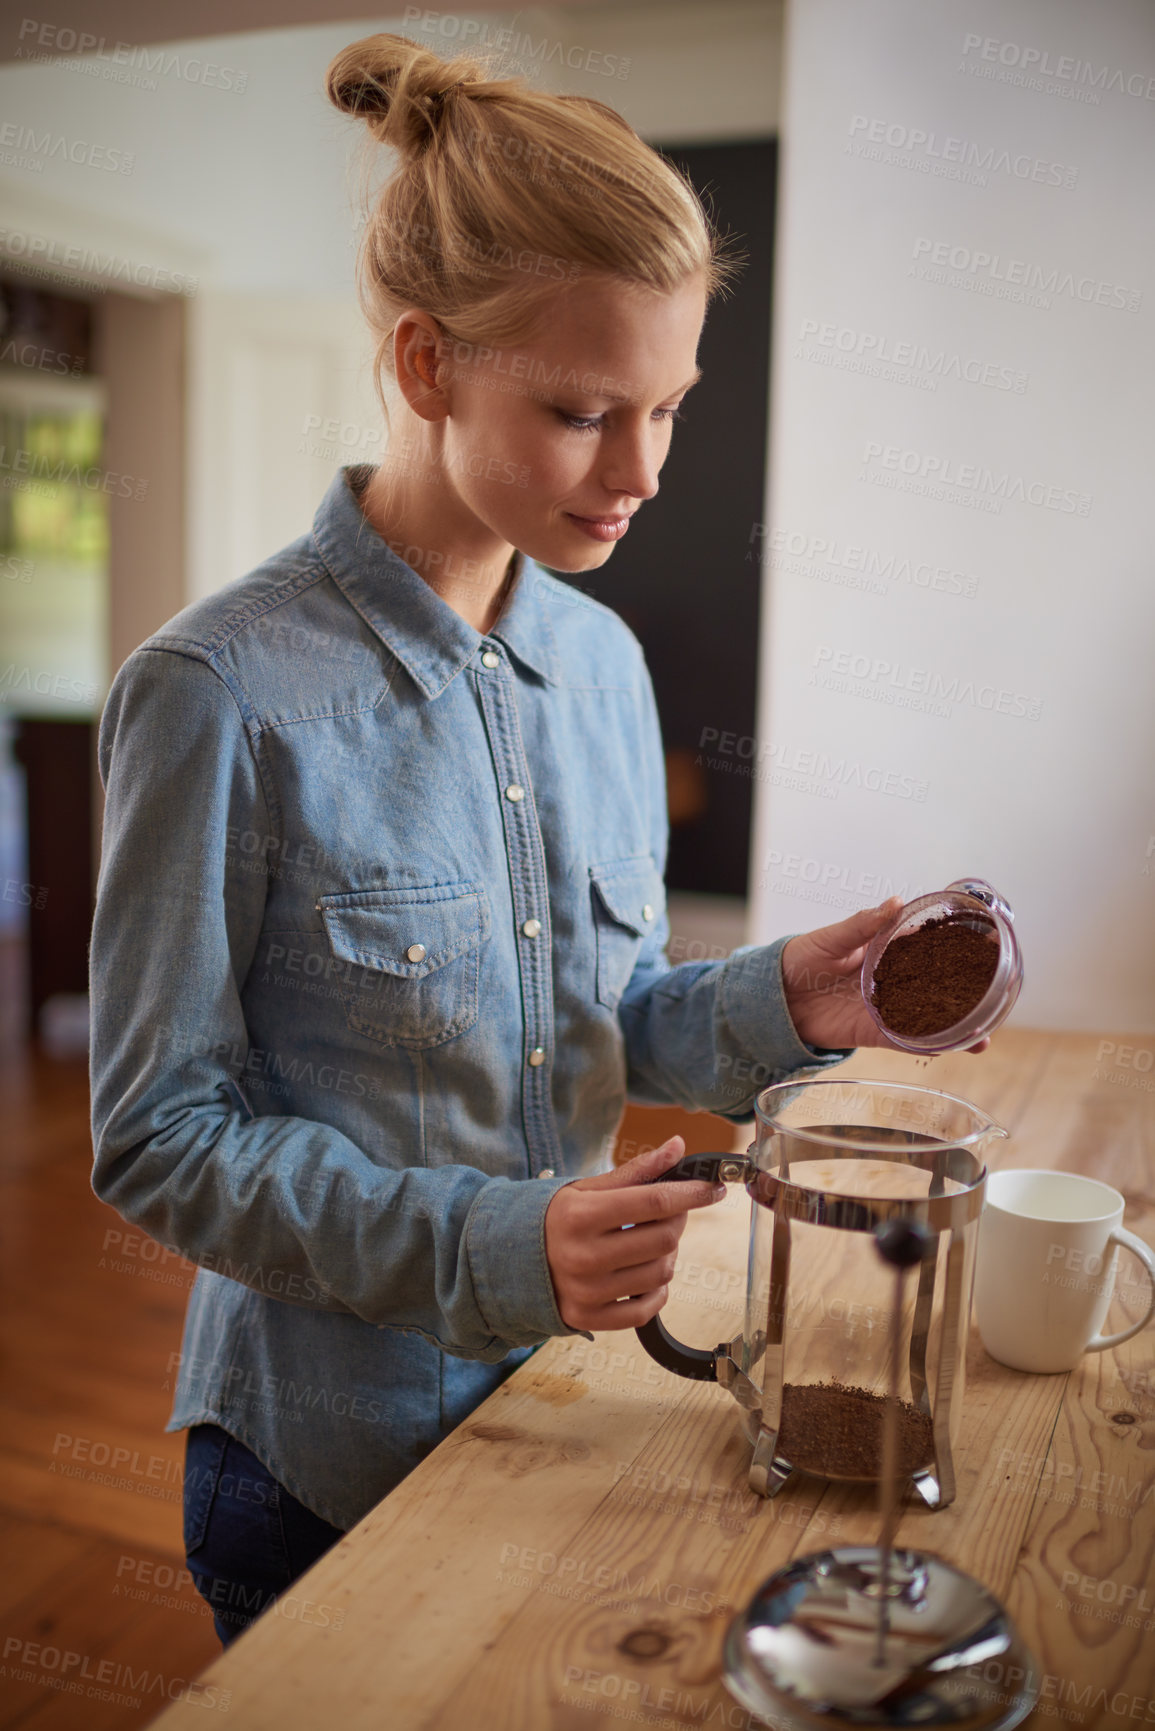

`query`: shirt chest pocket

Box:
[590,856,665,1011]
[318,883,490,1049]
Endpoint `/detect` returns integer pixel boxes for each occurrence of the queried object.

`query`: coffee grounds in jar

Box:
[778,1380,934,1480]
[871,915,998,1038]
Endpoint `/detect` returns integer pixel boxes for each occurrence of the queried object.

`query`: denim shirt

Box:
[89,464,848,1531]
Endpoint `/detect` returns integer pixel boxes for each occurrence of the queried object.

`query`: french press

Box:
[721,1218,1040,1730]
[637,1078,1004,1509]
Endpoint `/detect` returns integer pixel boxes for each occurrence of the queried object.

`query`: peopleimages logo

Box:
[0,442,148,500]
[911,237,1142,313]
[761,851,925,914]
[811,644,1044,721]
[15,19,249,92]
[847,115,1078,188]
[0,121,133,174]
[1,1636,230,1713]
[696,728,929,802]
[749,526,979,599]
[861,440,1092,517]
[961,34,1155,101]
[797,318,1027,394]
[403,6,631,79]
[0,666,99,706]
[0,227,198,295]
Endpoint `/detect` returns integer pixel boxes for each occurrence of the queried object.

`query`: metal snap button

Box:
[538,1168,555,1179]
[528,1047,546,1067]
[481,650,500,668]
[505,784,525,802]
[521,918,542,938]
[406,943,426,963]
[642,904,654,921]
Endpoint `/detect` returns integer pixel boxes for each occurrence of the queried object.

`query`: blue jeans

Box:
[183,1423,345,1647]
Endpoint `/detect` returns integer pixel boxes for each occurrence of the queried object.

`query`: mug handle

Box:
[1086,1226,1155,1352]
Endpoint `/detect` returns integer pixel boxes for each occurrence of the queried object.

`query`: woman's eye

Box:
[557,406,686,433]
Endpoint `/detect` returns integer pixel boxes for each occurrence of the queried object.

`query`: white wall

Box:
[0,5,779,298]
[750,0,1155,1031]
[185,294,380,602]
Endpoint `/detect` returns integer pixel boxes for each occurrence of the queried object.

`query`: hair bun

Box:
[326,33,483,155]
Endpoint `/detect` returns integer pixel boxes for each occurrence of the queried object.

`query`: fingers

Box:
[577,1253,681,1309]
[567,1287,671,1333]
[547,1210,685,1279]
[596,1215,687,1274]
[582,1134,687,1190]
[796,897,904,966]
[567,1135,726,1226]
[545,1136,729,1332]
[593,1175,726,1231]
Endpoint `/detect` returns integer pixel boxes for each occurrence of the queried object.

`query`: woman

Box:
[90,34,905,1646]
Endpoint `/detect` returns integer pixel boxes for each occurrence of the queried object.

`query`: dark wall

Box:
[0,280,94,378]
[565,137,776,898]
[12,720,94,1038]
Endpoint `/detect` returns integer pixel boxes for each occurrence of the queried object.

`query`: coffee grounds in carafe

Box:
[871,915,998,1038]
[779,1379,934,1480]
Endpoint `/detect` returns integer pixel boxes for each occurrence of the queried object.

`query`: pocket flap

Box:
[590,857,664,938]
[318,884,490,977]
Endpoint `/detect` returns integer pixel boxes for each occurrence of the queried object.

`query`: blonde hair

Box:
[325,33,740,419]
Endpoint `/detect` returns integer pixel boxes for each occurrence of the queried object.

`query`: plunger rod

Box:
[874,1261,904,1667]
[871,1217,935,1669]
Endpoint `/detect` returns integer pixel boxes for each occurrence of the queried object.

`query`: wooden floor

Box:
[0,1024,736,1730]
[0,1045,223,1728]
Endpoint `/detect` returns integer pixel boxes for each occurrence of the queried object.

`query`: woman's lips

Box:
[563,512,634,542]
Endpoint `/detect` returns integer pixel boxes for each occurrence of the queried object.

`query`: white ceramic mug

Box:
[974,1169,1155,1374]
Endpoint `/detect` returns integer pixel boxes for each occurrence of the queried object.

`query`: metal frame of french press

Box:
[638,1146,986,1510]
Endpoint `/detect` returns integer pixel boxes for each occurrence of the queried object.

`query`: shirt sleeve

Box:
[89,644,574,1361]
[616,646,853,1119]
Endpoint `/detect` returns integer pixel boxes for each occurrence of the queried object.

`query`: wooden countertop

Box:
[150,1030,1155,1729]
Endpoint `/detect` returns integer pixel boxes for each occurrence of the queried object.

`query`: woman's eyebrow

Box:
[583,368,704,405]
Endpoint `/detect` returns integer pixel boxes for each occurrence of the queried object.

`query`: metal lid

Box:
[724,1545,1039,1729]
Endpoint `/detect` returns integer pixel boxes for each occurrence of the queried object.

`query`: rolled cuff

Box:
[716,935,853,1113]
[466,1173,590,1348]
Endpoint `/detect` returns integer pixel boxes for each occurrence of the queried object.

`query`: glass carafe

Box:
[637,1078,1003,1510]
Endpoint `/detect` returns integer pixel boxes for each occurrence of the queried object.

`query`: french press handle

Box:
[634,1151,755,1381]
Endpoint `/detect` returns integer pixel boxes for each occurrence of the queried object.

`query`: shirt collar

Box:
[311,465,561,697]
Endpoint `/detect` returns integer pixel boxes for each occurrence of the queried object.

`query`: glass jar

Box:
[860,878,1023,1055]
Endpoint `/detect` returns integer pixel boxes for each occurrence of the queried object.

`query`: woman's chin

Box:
[527,532,616,575]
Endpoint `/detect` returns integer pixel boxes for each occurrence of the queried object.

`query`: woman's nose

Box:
[598,425,662,503]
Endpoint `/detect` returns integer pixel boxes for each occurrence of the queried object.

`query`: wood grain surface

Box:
[144,1030,1155,1729]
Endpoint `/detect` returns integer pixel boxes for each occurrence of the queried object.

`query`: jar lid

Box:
[860,878,1023,1054]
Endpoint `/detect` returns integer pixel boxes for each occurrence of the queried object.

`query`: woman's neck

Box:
[357,457,517,636]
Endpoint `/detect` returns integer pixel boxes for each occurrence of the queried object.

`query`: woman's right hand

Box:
[543,1136,725,1333]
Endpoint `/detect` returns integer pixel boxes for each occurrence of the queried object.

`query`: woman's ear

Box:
[394,312,450,421]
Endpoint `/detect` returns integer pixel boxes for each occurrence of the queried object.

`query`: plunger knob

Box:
[874,1217,935,1268]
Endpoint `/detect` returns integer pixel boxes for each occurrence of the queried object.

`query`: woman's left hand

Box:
[781,898,990,1054]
